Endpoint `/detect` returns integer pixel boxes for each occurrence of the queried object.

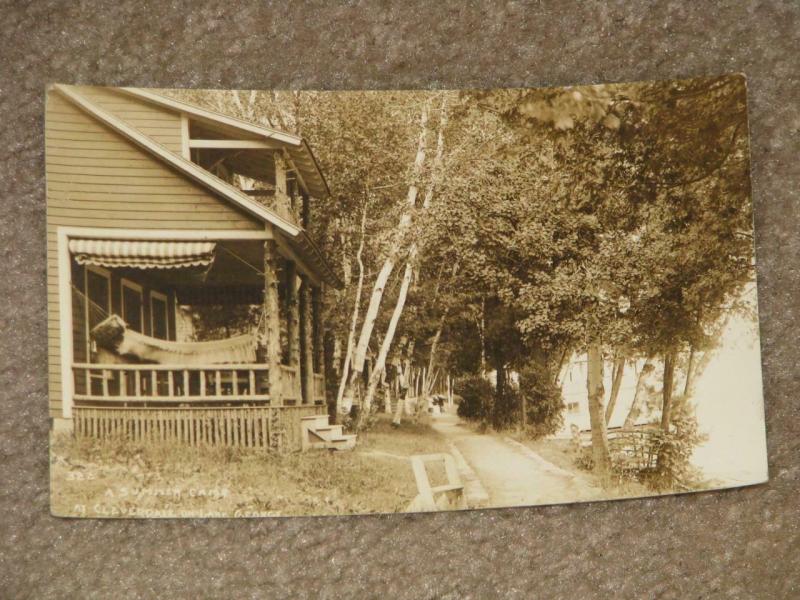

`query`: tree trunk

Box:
[657,349,679,475]
[682,346,695,398]
[323,328,336,419]
[335,201,368,414]
[392,375,406,426]
[285,267,299,365]
[356,96,449,412]
[604,355,625,424]
[263,241,283,407]
[624,358,653,428]
[348,101,430,389]
[478,297,487,377]
[684,310,733,400]
[363,261,414,414]
[231,89,258,122]
[586,342,612,483]
[447,375,453,406]
[425,309,448,392]
[332,337,342,376]
[339,230,351,288]
[660,350,677,432]
[493,361,506,428]
[426,262,458,394]
[299,276,314,404]
[384,377,392,413]
[419,94,448,212]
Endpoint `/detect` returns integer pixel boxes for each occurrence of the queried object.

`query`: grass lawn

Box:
[357,414,449,456]
[50,414,447,518]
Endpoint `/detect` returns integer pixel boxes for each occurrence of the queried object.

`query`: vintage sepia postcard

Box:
[47,76,768,518]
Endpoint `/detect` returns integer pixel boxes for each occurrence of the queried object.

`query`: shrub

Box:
[641,406,707,491]
[518,364,564,438]
[492,384,520,430]
[342,402,380,433]
[456,375,494,422]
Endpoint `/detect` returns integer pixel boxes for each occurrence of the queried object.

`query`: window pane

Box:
[123,285,143,332]
[151,296,168,339]
[86,270,110,329]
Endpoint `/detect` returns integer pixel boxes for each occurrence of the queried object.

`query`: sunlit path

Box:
[432,412,604,507]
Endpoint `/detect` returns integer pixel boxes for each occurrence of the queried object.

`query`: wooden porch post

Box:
[273,152,291,221]
[312,285,327,408]
[264,240,282,406]
[300,275,314,404]
[312,286,324,371]
[286,260,302,401]
[274,152,288,195]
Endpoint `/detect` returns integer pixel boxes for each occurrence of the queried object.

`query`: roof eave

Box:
[118,87,303,146]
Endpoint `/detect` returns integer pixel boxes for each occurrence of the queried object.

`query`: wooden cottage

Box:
[46,85,353,451]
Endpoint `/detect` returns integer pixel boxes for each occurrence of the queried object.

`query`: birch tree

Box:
[342,100,431,409]
[334,198,368,415]
[623,359,655,428]
[361,95,450,414]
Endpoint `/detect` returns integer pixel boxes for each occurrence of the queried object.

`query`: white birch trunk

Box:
[624,358,655,428]
[348,101,431,387]
[362,260,414,413]
[352,95,449,413]
[335,203,368,414]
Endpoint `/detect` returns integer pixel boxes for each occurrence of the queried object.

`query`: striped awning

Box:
[69,240,216,269]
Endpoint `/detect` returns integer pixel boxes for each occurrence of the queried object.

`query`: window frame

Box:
[120,278,145,333]
[149,289,170,340]
[84,265,111,359]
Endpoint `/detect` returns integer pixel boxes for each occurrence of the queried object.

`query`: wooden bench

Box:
[406,453,466,512]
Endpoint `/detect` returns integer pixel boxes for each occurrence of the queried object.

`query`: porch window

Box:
[85,266,111,331]
[121,279,144,333]
[150,291,169,340]
[84,266,111,394]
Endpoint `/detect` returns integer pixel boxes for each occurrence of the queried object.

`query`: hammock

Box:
[91,315,257,365]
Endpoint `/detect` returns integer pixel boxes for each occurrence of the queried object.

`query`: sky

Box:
[690,288,768,486]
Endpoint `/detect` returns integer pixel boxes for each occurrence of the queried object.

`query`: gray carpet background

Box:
[1,1,798,598]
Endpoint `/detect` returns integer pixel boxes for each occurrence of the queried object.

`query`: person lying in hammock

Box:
[91,314,257,366]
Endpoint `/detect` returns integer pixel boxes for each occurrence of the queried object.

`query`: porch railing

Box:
[73,404,325,452]
[72,363,270,404]
[278,364,300,404]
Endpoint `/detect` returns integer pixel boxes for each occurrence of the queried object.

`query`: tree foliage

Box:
[162,76,755,487]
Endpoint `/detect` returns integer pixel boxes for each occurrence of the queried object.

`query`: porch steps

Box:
[300,415,357,451]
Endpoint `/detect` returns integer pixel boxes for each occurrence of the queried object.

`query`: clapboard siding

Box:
[72,86,184,153]
[46,89,262,418]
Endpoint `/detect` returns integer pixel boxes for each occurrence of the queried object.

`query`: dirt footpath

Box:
[431,412,605,508]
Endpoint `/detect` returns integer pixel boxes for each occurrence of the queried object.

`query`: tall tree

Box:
[343,99,432,410]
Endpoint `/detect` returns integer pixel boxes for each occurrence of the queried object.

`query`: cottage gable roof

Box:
[52,84,340,288]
